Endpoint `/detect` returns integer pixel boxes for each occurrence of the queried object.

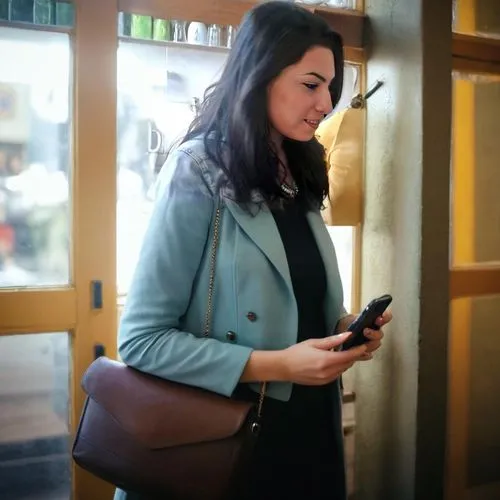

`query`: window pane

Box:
[450,295,500,488]
[0,27,72,287]
[0,1,75,28]
[451,73,500,266]
[116,41,227,295]
[0,332,71,500]
[453,0,500,39]
[327,226,354,312]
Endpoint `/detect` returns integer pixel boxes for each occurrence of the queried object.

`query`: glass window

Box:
[453,0,500,39]
[451,72,500,266]
[116,40,227,295]
[450,295,500,487]
[0,27,72,287]
[0,0,74,27]
[327,226,354,312]
[0,332,71,499]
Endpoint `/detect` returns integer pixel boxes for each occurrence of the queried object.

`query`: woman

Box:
[116,2,391,499]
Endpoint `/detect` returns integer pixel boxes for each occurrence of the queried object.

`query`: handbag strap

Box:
[203,203,266,422]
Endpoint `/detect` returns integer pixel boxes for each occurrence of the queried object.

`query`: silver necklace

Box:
[272,149,299,199]
[279,180,299,199]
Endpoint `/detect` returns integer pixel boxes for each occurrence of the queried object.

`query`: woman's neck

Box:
[269,128,292,183]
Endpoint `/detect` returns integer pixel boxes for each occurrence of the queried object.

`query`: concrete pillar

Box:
[353,1,452,499]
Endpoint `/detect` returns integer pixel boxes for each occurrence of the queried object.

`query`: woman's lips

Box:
[304,119,320,130]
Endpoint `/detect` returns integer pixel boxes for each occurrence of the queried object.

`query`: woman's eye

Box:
[303,83,319,91]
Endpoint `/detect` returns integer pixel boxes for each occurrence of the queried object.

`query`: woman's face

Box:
[267,45,335,143]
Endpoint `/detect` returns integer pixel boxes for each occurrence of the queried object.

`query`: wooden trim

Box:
[72,0,118,498]
[118,35,230,54]
[119,0,254,26]
[452,56,500,76]
[343,391,356,404]
[447,39,475,497]
[343,419,355,436]
[450,265,500,299]
[314,6,365,48]
[0,289,76,334]
[118,33,364,64]
[351,226,362,313]
[345,46,364,64]
[453,33,500,65]
[447,298,471,500]
[350,61,365,314]
[118,0,367,51]
[0,20,72,33]
[450,79,475,268]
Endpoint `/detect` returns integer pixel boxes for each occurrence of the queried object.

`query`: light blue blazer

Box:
[118,137,346,402]
[115,138,348,500]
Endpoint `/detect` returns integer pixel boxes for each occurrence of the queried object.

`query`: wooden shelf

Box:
[342,390,356,404]
[118,0,256,27]
[118,35,231,54]
[118,0,367,63]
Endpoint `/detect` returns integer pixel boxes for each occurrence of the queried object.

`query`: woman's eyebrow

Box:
[303,71,334,83]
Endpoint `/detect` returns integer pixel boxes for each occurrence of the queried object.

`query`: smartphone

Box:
[341,294,392,350]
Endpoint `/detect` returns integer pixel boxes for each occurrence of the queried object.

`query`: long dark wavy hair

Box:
[182,1,344,210]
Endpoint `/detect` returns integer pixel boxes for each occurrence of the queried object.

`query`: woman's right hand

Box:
[280,333,369,385]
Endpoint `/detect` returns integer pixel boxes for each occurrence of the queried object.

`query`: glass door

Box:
[116,13,230,304]
[0,1,117,499]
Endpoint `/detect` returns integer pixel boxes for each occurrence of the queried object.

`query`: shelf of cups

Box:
[118,0,366,52]
[118,14,235,50]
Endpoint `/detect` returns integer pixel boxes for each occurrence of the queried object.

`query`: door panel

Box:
[0,1,117,499]
[451,74,500,267]
[0,332,71,500]
[466,294,500,488]
[447,65,500,500]
[0,27,71,288]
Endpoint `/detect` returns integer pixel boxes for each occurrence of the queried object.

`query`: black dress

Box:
[234,200,346,500]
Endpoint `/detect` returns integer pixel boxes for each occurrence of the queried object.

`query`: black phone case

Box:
[341,294,392,350]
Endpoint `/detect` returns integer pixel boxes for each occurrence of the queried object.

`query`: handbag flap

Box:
[81,357,254,449]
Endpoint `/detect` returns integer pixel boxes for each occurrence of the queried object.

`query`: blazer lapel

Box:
[224,199,343,332]
[306,211,344,333]
[224,199,293,290]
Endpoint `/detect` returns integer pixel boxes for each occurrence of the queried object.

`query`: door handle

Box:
[91,280,103,309]
[94,343,106,360]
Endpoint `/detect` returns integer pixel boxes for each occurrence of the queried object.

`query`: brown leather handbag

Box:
[72,206,266,499]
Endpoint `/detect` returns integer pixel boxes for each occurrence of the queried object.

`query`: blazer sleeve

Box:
[118,148,253,397]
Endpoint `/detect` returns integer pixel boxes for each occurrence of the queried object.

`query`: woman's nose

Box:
[316,88,333,115]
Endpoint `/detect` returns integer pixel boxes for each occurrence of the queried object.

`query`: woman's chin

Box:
[284,129,316,142]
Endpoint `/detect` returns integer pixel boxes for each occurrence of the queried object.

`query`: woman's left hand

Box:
[362,310,392,359]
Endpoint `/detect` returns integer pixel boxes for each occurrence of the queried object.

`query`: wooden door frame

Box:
[72,0,118,498]
[0,1,118,498]
[447,1,500,498]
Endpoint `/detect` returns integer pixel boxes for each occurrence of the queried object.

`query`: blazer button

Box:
[226,331,237,342]
[246,312,257,322]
